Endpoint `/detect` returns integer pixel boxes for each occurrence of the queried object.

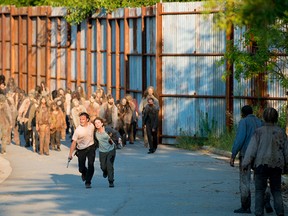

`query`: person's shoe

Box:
[85,183,91,189]
[129,141,134,144]
[234,207,251,214]
[265,206,273,213]
[81,173,86,182]
[109,181,114,188]
[103,171,108,178]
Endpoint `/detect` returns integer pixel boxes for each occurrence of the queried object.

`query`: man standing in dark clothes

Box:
[68,112,96,189]
[143,97,159,154]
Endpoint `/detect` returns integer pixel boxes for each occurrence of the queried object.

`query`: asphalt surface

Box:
[0,135,283,216]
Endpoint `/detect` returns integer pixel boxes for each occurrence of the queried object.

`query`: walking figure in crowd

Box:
[70,98,87,131]
[242,107,288,216]
[94,117,116,188]
[36,96,51,155]
[18,91,34,147]
[27,91,40,152]
[50,102,65,151]
[0,94,12,154]
[84,93,100,124]
[68,112,96,189]
[230,105,263,214]
[143,97,159,154]
[139,86,159,148]
[99,94,118,129]
[118,97,135,145]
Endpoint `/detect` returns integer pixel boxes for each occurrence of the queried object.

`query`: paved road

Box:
[0,137,280,216]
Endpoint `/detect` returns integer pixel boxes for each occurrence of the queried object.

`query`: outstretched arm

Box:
[69,140,77,159]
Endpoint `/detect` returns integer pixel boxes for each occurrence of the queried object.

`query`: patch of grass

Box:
[176,127,235,152]
[206,128,236,152]
[175,111,236,152]
[175,130,206,151]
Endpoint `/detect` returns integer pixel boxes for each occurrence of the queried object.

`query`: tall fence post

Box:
[46,7,51,89]
[225,23,234,130]
[123,8,129,95]
[1,7,7,77]
[86,18,92,97]
[10,6,16,80]
[27,7,33,90]
[141,6,147,93]
[96,19,102,88]
[76,24,81,87]
[106,14,112,95]
[115,19,120,100]
[156,3,163,143]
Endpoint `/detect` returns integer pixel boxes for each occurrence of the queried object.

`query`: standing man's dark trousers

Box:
[77,144,96,186]
[254,165,284,216]
[24,122,33,147]
[146,125,158,153]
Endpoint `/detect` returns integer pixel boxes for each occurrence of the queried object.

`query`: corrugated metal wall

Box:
[0,3,287,144]
[160,2,227,144]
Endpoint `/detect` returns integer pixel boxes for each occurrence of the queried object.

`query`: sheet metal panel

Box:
[145,16,156,87]
[129,56,142,91]
[60,18,67,83]
[70,25,77,82]
[91,19,98,93]
[119,19,125,95]
[161,2,227,141]
[146,56,156,87]
[110,20,117,88]
[127,12,143,94]
[162,97,226,144]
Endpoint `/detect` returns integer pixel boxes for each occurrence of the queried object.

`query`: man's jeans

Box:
[239,157,251,210]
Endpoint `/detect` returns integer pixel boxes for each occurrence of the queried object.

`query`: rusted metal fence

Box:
[0,2,287,144]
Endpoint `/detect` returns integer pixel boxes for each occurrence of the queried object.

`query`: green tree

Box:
[1,0,196,24]
[205,0,288,88]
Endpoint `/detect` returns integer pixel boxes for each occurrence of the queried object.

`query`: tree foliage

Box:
[0,0,195,25]
[205,0,288,88]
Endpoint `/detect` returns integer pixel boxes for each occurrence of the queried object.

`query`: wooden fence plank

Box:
[87,19,92,97]
[106,14,112,95]
[156,3,163,143]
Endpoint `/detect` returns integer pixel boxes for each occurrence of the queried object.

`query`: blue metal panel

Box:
[145,17,156,53]
[80,21,87,85]
[129,56,142,91]
[120,54,125,87]
[161,2,227,143]
[101,19,107,50]
[146,56,156,87]
[60,19,67,79]
[91,19,97,91]
[70,25,77,81]
[145,16,156,87]
[111,53,116,86]
[49,18,57,79]
[101,52,107,84]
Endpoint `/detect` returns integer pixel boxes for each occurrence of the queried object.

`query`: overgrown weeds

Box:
[176,106,287,152]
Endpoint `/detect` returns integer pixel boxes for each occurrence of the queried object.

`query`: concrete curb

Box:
[0,156,12,184]
[202,145,231,158]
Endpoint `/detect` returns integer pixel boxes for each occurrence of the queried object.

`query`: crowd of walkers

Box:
[0,74,160,157]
